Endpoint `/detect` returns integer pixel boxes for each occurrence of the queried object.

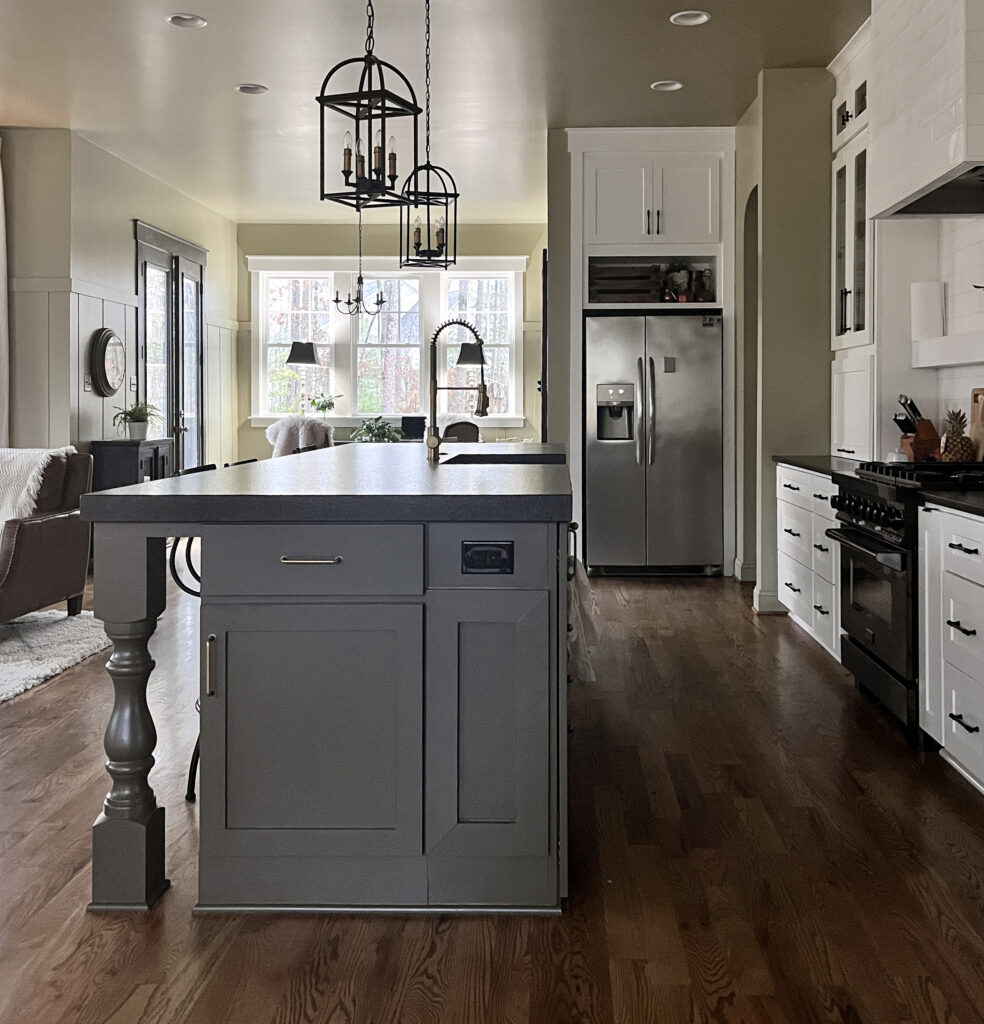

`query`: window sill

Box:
[248,414,528,430]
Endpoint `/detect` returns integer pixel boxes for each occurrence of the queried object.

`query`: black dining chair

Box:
[169,463,216,802]
[442,421,480,442]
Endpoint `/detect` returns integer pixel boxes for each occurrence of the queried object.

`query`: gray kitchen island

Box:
[80,443,572,913]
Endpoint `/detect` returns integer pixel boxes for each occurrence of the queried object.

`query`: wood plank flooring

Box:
[3,576,984,1022]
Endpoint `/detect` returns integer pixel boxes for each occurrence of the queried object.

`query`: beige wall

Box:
[733,69,834,612]
[236,221,547,460]
[1,128,239,462]
[545,129,571,449]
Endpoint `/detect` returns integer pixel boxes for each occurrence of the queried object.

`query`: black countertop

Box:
[81,443,573,524]
[920,490,984,517]
[772,454,861,478]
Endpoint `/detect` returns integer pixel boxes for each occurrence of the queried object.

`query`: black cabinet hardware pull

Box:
[646,209,651,235]
[783,528,800,537]
[946,619,977,637]
[813,604,829,616]
[782,483,799,491]
[784,582,801,593]
[813,493,828,500]
[656,209,661,234]
[948,542,980,555]
[813,543,829,552]
[949,712,980,734]
[835,447,856,454]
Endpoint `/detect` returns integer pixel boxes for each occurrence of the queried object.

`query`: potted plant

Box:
[112,401,160,440]
[350,416,404,443]
[308,391,343,417]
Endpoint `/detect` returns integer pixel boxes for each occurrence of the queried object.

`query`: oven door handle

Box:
[824,527,906,573]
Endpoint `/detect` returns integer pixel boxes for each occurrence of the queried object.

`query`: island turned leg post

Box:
[89,527,168,912]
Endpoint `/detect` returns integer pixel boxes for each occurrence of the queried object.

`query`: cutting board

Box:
[971,388,984,460]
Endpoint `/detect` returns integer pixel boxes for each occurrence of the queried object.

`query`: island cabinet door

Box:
[425,590,556,906]
[200,602,423,860]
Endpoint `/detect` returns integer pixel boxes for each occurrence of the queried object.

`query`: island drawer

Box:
[202,524,424,597]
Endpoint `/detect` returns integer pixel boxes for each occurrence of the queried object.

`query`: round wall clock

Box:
[90,328,127,397]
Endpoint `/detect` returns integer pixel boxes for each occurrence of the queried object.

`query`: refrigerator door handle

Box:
[647,356,656,464]
[635,357,644,465]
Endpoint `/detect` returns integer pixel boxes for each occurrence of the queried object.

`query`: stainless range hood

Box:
[894,166,984,216]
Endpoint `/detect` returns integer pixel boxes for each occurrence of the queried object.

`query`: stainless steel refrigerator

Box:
[584,314,723,572]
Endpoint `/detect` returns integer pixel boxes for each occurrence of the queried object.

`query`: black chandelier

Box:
[400,0,458,268]
[317,0,421,211]
[334,210,385,317]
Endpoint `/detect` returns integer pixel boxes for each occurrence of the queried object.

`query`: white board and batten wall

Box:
[567,128,737,576]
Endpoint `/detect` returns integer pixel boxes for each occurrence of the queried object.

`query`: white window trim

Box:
[247,255,527,428]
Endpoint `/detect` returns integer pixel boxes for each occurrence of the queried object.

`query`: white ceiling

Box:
[0,0,869,225]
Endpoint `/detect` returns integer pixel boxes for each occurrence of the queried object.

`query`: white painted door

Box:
[652,154,720,244]
[583,154,652,244]
[830,349,873,460]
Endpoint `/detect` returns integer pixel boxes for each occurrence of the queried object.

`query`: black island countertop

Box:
[81,442,572,524]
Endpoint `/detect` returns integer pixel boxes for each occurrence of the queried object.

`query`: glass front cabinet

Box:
[831,129,869,351]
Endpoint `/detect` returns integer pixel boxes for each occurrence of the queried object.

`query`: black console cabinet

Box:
[90,438,174,492]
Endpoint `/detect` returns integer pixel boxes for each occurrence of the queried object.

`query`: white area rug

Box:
[0,610,110,704]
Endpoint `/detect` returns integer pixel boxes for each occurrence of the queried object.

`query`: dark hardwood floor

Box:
[3,576,984,1023]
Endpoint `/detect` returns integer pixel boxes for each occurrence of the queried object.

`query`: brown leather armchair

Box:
[0,452,93,623]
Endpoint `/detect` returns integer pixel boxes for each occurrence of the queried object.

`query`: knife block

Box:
[900,419,940,462]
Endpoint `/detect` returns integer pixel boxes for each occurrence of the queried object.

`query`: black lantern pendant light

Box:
[317,0,421,210]
[400,0,458,268]
[334,210,386,318]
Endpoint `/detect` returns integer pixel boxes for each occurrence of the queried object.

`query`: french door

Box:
[137,222,206,473]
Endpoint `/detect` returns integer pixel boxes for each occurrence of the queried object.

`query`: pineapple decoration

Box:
[942,409,977,463]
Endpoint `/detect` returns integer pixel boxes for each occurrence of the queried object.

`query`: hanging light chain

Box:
[365,0,375,55]
[424,0,431,162]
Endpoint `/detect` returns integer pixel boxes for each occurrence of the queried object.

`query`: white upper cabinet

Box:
[831,130,870,350]
[583,153,720,245]
[829,20,869,154]
[831,349,874,461]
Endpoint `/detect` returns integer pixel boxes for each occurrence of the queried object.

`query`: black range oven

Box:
[828,461,984,745]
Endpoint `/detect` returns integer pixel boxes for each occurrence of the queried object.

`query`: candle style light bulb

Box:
[436,215,446,248]
[373,129,383,172]
[355,137,366,179]
[387,135,398,177]
[413,216,422,247]
[342,131,352,174]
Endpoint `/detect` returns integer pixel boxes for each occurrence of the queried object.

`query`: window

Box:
[248,257,526,426]
[260,275,335,413]
[356,278,421,415]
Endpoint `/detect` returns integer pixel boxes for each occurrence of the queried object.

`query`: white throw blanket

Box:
[265,417,334,458]
[0,446,76,529]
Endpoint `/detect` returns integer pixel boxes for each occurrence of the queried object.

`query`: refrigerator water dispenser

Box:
[596,384,635,440]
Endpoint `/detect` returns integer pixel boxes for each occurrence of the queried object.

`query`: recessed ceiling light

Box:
[235,83,269,95]
[166,13,208,29]
[650,80,684,92]
[669,10,711,26]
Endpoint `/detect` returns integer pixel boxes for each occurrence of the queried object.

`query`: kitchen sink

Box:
[442,452,566,465]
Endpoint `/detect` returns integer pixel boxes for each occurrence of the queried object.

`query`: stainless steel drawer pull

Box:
[783,528,801,537]
[949,712,980,734]
[948,542,980,556]
[946,619,977,637]
[782,483,799,491]
[813,604,829,616]
[784,582,801,593]
[813,543,829,552]
[205,633,216,696]
[280,555,345,565]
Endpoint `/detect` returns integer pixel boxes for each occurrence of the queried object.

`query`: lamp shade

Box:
[286,342,318,366]
[455,341,485,367]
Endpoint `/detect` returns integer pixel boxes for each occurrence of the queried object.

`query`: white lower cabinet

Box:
[776,464,841,659]
[920,503,984,791]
